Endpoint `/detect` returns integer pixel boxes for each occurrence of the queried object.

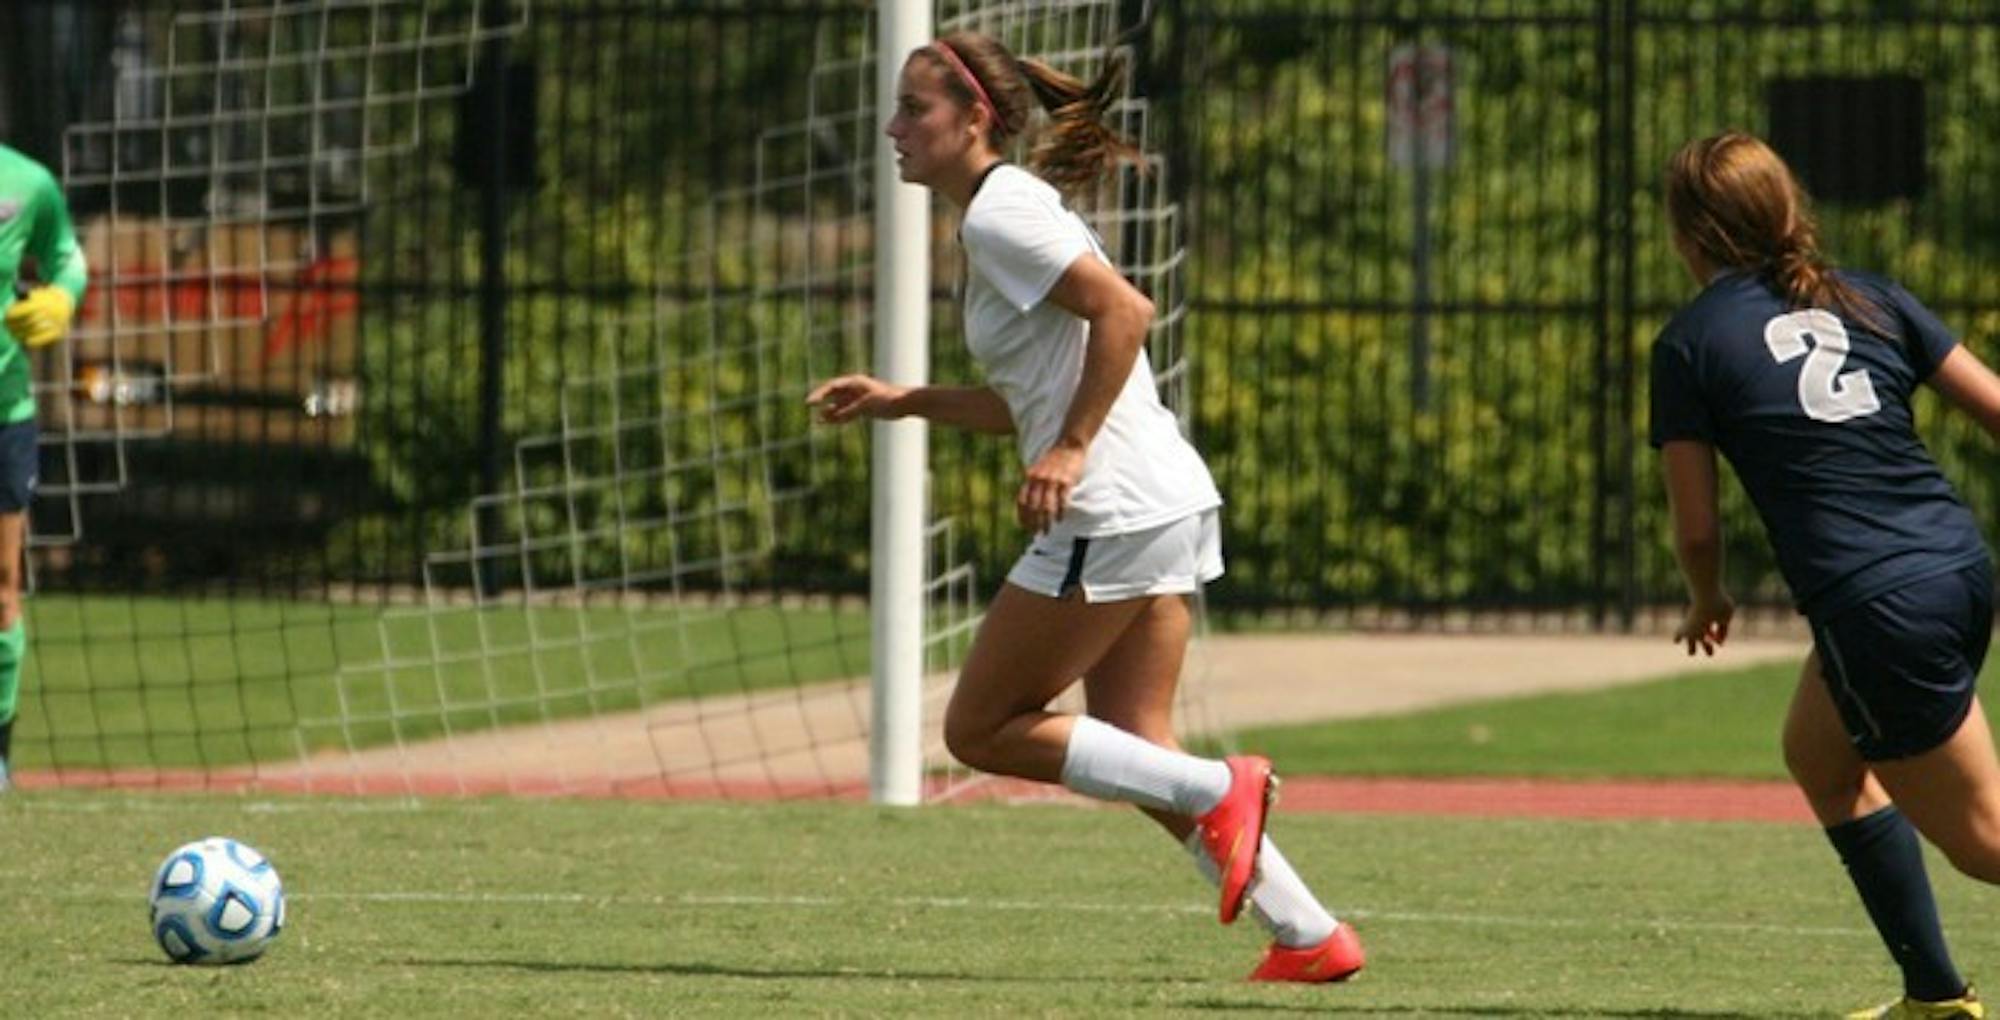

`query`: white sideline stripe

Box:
[14,798,463,815]
[48,885,1872,939]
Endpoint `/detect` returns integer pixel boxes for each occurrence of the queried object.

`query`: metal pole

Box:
[1411,154,1432,411]
[475,33,510,600]
[870,0,931,806]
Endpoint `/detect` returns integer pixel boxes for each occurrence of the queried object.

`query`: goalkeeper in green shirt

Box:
[0,144,87,791]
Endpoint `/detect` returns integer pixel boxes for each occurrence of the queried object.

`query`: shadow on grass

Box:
[393,956,1197,985]
[1182,1001,1811,1018]
[394,960,1818,1016]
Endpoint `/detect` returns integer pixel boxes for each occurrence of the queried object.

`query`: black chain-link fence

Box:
[5,0,1999,630]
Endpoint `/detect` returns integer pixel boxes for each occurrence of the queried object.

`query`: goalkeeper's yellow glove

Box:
[5,285,76,348]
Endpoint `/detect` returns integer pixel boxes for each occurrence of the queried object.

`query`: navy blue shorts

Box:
[1811,563,1994,761]
[0,420,37,513]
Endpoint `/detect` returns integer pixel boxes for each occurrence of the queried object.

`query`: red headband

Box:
[929,40,1003,136]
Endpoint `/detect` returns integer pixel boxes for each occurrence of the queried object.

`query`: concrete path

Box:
[251,632,1810,795]
[1187,632,1806,732]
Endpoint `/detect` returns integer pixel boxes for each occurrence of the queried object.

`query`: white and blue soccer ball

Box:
[147,837,285,965]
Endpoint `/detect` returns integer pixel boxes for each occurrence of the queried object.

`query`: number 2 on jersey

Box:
[1763,309,1880,423]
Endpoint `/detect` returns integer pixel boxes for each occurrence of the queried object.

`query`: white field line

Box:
[36,885,1873,940]
[13,798,463,815]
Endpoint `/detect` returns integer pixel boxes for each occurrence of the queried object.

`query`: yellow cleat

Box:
[1846,988,1985,1020]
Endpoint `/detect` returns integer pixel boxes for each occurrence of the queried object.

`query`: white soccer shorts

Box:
[1005,508,1223,603]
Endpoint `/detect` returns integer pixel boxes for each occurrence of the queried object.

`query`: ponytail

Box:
[1016,54,1141,193]
[1771,226,1896,341]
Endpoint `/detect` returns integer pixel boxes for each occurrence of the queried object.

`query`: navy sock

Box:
[0,715,11,762]
[1826,805,1966,1001]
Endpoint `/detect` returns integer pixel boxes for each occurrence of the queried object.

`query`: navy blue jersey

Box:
[1649,269,1989,619]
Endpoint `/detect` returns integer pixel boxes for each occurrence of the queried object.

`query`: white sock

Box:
[1058,715,1232,816]
[1183,829,1339,948]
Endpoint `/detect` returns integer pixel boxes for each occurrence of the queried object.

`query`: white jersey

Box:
[959,164,1221,541]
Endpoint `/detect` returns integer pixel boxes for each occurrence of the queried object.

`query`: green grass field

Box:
[17,595,869,769]
[2,791,1987,1017]
[1235,658,1809,780]
[11,647,2000,1014]
[1235,652,2000,780]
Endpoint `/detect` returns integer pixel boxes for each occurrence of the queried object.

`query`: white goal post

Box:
[870,0,933,806]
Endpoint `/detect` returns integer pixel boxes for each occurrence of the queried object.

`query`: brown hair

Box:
[917,31,1140,194]
[1664,131,1893,337]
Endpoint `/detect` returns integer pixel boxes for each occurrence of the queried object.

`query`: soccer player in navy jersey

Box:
[1652,131,2000,1020]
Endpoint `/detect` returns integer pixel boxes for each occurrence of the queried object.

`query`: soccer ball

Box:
[147,837,286,965]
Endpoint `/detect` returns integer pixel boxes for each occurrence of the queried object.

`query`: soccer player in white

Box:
[808,31,1362,982]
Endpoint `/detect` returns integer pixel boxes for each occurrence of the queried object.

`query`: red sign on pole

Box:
[1388,44,1454,170]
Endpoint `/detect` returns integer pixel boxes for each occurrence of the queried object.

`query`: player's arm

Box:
[1013,254,1152,532]
[806,376,1014,435]
[5,167,87,348]
[1043,253,1151,457]
[1928,345,2000,440]
[1661,439,1733,656]
[32,169,87,307]
[892,384,1014,434]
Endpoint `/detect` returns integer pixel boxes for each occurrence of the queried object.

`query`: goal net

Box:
[21,0,1206,803]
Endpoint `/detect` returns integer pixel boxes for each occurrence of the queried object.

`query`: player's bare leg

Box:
[1873,699,2000,884]
[943,583,1272,923]
[1784,651,1890,825]
[942,582,1150,783]
[1081,592,1197,840]
[1788,651,1972,1006]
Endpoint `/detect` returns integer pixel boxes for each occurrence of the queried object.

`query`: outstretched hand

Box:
[806,374,907,425]
[1672,591,1735,657]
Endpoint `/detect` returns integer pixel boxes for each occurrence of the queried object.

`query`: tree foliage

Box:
[333,1,2000,617]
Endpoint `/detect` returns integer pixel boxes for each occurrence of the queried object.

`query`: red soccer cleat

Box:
[1196,755,1276,924]
[1249,923,1366,983]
